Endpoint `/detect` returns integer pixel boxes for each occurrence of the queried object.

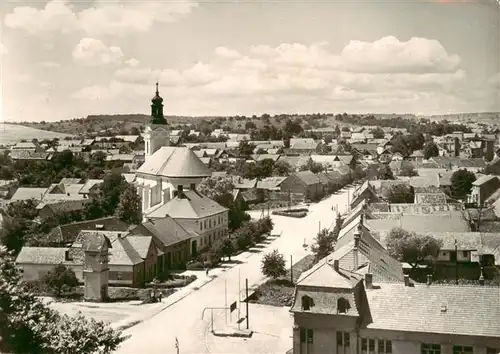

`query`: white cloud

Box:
[4,0,198,37]
[339,36,461,74]
[125,58,140,67]
[73,36,486,115]
[39,61,61,68]
[214,46,241,59]
[72,38,124,66]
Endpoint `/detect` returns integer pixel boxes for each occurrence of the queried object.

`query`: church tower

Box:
[143,82,170,161]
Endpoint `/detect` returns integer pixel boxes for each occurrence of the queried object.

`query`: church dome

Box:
[151,82,163,103]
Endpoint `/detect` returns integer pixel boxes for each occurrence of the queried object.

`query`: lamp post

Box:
[174,337,179,354]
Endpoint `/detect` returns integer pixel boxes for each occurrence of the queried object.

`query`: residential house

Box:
[10,187,48,202]
[43,216,130,247]
[129,216,193,272]
[280,171,323,201]
[291,266,500,354]
[9,150,52,161]
[468,175,500,206]
[389,160,415,176]
[288,138,320,154]
[350,182,381,209]
[144,189,228,255]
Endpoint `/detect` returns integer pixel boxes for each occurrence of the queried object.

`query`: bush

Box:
[186,261,205,270]
[261,249,287,279]
[41,264,79,298]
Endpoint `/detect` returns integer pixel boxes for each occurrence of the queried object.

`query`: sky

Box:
[0,0,499,122]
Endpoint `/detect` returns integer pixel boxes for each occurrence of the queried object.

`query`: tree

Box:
[100,172,126,214]
[0,246,123,354]
[399,164,418,177]
[311,228,335,262]
[272,160,293,176]
[238,140,255,156]
[423,141,439,159]
[386,228,443,272]
[377,164,395,180]
[42,264,79,298]
[299,158,323,174]
[220,238,235,261]
[261,249,287,280]
[386,184,415,203]
[371,127,385,139]
[116,183,142,224]
[450,169,476,199]
[332,213,343,242]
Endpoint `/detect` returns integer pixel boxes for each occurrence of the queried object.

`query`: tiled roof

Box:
[137,147,211,178]
[290,288,359,316]
[294,171,321,185]
[366,212,471,234]
[44,216,129,245]
[78,179,103,194]
[298,258,363,289]
[146,190,228,219]
[9,150,50,160]
[365,283,500,338]
[472,175,498,186]
[59,178,83,185]
[232,176,257,189]
[130,216,192,247]
[16,247,68,265]
[289,138,318,150]
[36,199,90,213]
[414,192,448,204]
[256,177,287,190]
[10,187,48,201]
[251,154,280,162]
[387,203,463,214]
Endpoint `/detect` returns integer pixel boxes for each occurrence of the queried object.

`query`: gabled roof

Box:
[365,283,500,338]
[16,247,68,265]
[146,190,227,219]
[44,216,129,245]
[130,216,192,247]
[297,259,363,289]
[472,174,498,186]
[293,170,321,185]
[256,177,287,190]
[10,187,47,201]
[137,147,211,178]
[78,179,103,194]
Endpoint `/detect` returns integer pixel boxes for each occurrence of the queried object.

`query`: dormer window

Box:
[337,297,350,314]
[301,295,314,311]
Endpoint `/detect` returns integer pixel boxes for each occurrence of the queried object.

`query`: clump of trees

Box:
[0,246,124,354]
[311,228,336,262]
[423,141,439,160]
[261,249,287,280]
[450,169,476,199]
[386,184,415,204]
[41,264,79,298]
[385,228,443,274]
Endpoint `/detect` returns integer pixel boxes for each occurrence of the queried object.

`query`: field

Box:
[0,123,72,145]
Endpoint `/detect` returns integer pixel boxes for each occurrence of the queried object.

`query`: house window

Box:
[117,272,122,280]
[462,251,469,258]
[204,220,207,229]
[209,219,212,228]
[337,297,350,314]
[299,328,314,344]
[361,339,375,353]
[200,222,203,231]
[300,328,306,343]
[487,348,500,354]
[453,346,473,354]
[422,343,441,354]
[379,340,392,353]
[336,332,350,348]
[301,295,314,311]
[307,329,313,344]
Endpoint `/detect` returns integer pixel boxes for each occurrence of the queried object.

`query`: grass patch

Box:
[251,254,315,307]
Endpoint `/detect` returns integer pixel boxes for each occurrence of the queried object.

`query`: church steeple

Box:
[151,82,167,125]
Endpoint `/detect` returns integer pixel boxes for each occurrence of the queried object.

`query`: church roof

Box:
[137,147,211,178]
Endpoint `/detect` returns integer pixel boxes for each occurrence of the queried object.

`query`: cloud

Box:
[73,36,483,115]
[488,72,500,89]
[72,38,124,66]
[340,36,461,74]
[39,61,61,68]
[4,0,198,37]
[125,58,140,67]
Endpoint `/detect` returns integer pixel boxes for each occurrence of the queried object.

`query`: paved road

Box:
[117,189,351,354]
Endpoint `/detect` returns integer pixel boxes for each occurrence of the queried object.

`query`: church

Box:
[135,84,229,255]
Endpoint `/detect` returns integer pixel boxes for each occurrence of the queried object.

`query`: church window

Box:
[301,295,314,310]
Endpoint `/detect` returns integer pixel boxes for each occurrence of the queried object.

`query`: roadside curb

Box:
[115,274,219,332]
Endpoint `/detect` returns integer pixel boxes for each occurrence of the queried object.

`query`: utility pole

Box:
[174,337,179,354]
[245,278,249,330]
[455,239,459,285]
[224,280,228,324]
[238,268,241,330]
[290,255,294,285]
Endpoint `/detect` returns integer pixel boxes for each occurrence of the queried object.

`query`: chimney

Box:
[365,273,373,289]
[353,228,360,270]
[426,274,432,286]
[404,274,410,287]
[333,259,339,271]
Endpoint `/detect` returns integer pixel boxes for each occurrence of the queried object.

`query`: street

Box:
[117,188,351,354]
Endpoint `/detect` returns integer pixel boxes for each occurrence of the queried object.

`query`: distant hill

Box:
[0,123,72,146]
[420,112,500,124]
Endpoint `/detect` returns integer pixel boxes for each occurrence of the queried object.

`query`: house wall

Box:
[84,270,109,301]
[19,263,82,282]
[161,240,191,269]
[436,250,471,262]
[175,212,228,251]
